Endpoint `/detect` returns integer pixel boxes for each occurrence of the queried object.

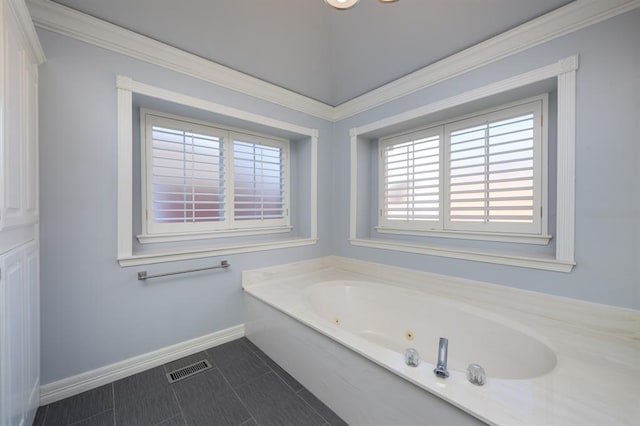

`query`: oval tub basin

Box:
[304,280,557,380]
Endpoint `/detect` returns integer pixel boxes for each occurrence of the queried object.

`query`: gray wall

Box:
[38,9,639,386]
[38,29,333,385]
[331,9,640,310]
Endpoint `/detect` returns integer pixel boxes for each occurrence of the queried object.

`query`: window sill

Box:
[349,238,574,272]
[375,227,552,245]
[137,226,293,244]
[118,237,318,267]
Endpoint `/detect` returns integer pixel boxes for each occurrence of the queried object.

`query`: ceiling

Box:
[52,0,574,106]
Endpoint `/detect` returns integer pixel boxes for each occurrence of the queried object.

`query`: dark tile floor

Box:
[34,338,347,426]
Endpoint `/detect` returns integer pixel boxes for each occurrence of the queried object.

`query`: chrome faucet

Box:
[433,337,450,378]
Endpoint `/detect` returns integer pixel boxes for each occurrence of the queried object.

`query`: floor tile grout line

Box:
[231,369,274,391]
[169,384,188,426]
[295,390,333,426]
[232,368,332,426]
[238,339,340,424]
[67,408,114,426]
[241,338,259,355]
[237,339,302,394]
[207,343,270,374]
[213,354,258,425]
[263,362,302,394]
[238,416,257,426]
[240,344,335,425]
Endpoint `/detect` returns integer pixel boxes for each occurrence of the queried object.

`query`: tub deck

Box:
[242,256,640,425]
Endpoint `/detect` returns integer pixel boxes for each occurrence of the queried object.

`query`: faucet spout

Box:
[433,337,450,378]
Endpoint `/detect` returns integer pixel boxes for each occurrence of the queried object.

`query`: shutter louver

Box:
[150,126,224,224]
[448,113,535,225]
[383,134,440,223]
[233,140,285,221]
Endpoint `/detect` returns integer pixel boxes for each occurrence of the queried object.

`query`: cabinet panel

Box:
[25,64,38,216]
[4,12,25,221]
[1,249,27,426]
[2,0,38,230]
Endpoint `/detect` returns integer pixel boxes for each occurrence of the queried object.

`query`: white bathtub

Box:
[243,256,640,425]
[304,280,557,380]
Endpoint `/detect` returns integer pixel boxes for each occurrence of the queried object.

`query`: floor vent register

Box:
[166,360,213,384]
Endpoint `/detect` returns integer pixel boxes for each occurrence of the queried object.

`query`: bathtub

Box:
[243,256,640,425]
[304,280,556,381]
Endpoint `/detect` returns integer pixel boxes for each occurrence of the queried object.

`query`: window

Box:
[140,109,290,241]
[378,97,545,238]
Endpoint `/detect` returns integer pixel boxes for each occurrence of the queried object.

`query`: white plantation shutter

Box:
[141,111,291,238]
[232,136,287,223]
[380,129,442,229]
[378,98,544,237]
[146,118,226,234]
[445,100,542,234]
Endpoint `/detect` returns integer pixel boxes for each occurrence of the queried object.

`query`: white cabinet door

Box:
[0,242,38,426]
[1,248,27,426]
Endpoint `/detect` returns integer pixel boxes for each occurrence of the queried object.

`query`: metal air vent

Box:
[166,359,212,384]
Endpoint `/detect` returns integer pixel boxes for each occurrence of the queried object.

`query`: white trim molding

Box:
[351,239,574,273]
[375,227,552,246]
[116,76,133,261]
[26,0,334,120]
[8,0,45,64]
[554,56,578,264]
[39,325,245,406]
[118,238,319,267]
[349,56,578,272]
[333,0,640,120]
[116,76,319,266]
[26,0,640,121]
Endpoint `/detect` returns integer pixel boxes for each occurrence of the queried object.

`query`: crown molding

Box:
[333,0,640,121]
[7,0,45,63]
[25,0,335,121]
[26,0,640,122]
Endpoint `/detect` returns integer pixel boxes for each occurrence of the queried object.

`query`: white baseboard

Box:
[39,324,245,406]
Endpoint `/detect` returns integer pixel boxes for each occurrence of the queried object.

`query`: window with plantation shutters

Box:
[378,97,545,238]
[141,110,290,239]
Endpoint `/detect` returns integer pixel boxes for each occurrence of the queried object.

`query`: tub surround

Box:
[242,256,640,425]
[245,293,482,425]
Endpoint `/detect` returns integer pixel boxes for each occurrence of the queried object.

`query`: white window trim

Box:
[350,56,578,272]
[136,226,294,245]
[138,109,292,243]
[116,76,318,267]
[375,228,551,246]
[377,96,549,242]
